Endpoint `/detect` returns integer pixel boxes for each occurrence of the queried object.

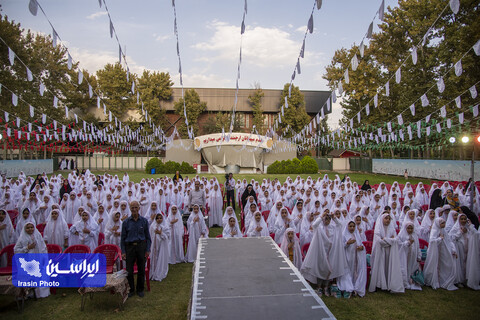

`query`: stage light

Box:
[449,137,456,143]
[477,135,480,143]
[461,136,469,143]
[0,133,2,140]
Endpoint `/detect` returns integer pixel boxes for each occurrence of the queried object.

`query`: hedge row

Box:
[267,156,318,174]
[145,158,196,174]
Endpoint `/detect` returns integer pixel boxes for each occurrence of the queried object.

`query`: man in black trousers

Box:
[225,173,236,210]
[121,200,151,297]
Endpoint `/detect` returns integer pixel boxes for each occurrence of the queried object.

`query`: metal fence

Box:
[56,155,157,171]
[349,157,372,172]
[314,157,333,171]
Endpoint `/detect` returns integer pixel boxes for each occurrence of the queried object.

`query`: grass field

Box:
[1,170,477,319]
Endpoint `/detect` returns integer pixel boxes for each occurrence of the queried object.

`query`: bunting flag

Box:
[437,77,445,93]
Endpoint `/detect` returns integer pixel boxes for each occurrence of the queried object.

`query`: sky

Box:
[1,0,399,129]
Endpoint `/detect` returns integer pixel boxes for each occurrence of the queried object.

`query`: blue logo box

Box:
[12,253,107,288]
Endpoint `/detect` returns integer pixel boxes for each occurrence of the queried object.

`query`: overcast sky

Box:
[2,0,399,128]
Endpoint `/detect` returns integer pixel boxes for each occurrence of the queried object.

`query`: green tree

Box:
[96,63,136,119]
[137,70,173,129]
[248,87,265,134]
[173,89,207,137]
[278,84,310,137]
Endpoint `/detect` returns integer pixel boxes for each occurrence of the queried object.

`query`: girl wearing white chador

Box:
[246,211,269,237]
[223,216,243,238]
[186,205,208,263]
[273,207,295,244]
[222,206,237,228]
[105,212,122,247]
[43,209,69,248]
[398,221,422,290]
[368,214,404,293]
[15,208,36,241]
[301,214,348,295]
[207,185,223,227]
[280,228,302,270]
[337,220,367,297]
[149,213,170,281]
[14,222,50,298]
[0,210,15,267]
[70,211,99,252]
[166,205,185,264]
[449,214,479,289]
[423,218,458,291]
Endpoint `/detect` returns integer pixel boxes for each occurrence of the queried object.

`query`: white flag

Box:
[437,77,445,93]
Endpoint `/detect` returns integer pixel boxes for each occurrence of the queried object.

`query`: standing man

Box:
[121,200,151,298]
[188,180,205,210]
[225,173,236,210]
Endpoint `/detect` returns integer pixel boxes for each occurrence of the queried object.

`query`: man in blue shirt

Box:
[121,200,151,297]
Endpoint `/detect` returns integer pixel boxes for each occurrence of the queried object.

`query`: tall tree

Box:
[248,87,265,134]
[278,84,310,138]
[137,70,173,130]
[96,63,136,119]
[173,89,207,137]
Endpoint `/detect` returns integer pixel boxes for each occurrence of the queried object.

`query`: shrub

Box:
[145,158,164,174]
[300,156,319,174]
[180,161,196,174]
[267,160,280,174]
[164,161,181,174]
[267,157,318,174]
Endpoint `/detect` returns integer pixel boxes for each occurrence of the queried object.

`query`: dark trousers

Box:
[126,241,146,293]
[226,189,235,210]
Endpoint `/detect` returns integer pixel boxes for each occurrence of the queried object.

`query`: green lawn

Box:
[2,170,473,319]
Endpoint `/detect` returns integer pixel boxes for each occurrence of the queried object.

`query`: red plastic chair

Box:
[365,229,374,242]
[46,244,62,253]
[7,210,18,224]
[261,210,270,222]
[216,234,223,238]
[418,239,429,249]
[301,243,310,260]
[98,232,105,246]
[46,243,63,295]
[269,233,275,240]
[64,244,91,254]
[93,244,122,273]
[0,244,15,275]
[362,241,373,254]
[421,205,429,212]
[36,223,46,236]
[131,257,151,291]
[183,226,189,254]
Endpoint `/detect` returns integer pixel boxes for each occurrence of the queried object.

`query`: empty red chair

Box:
[98,232,105,246]
[93,244,122,273]
[46,244,62,253]
[64,244,91,254]
[362,241,373,254]
[261,210,270,221]
[418,239,429,249]
[365,229,374,242]
[0,244,15,275]
[301,243,310,260]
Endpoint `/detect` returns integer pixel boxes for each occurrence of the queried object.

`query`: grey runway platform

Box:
[189,237,335,320]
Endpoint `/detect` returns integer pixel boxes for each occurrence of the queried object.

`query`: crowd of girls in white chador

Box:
[1,171,479,299]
